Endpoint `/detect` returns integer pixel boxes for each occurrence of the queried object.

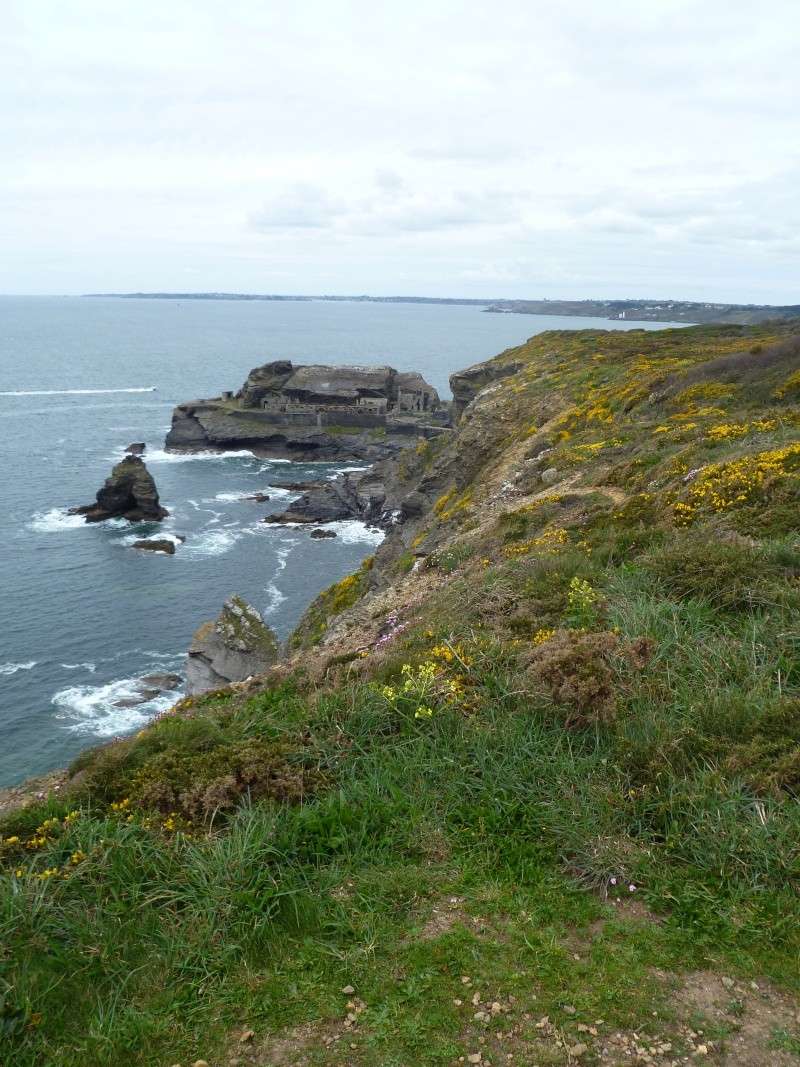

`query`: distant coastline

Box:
[83,291,800,325]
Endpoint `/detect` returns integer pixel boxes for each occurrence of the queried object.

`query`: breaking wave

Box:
[53,678,179,737]
[28,508,86,532]
[179,526,243,558]
[0,660,37,677]
[145,448,256,463]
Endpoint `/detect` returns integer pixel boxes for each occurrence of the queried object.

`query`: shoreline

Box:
[0,448,387,805]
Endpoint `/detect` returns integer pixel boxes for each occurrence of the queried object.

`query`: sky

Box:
[2,1,799,302]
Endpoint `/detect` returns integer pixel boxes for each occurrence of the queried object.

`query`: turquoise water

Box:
[0,296,677,785]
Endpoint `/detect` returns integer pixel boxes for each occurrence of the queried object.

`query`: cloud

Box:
[250,184,526,237]
[249,185,345,230]
[1,0,799,300]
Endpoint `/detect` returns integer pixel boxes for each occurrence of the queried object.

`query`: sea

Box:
[0,296,679,786]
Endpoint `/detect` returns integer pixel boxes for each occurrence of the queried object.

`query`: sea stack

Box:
[72,455,168,523]
[185,596,279,695]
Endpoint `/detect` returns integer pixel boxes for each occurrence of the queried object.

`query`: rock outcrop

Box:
[450,358,524,423]
[71,456,168,523]
[165,360,450,461]
[132,538,176,555]
[186,596,279,695]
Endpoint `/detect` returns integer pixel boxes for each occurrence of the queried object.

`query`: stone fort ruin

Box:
[233,360,446,429]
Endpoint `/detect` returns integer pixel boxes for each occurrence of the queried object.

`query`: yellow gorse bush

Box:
[674,442,800,524]
[707,419,777,442]
[503,527,569,559]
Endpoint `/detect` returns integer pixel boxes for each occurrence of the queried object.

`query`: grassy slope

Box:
[3,324,800,1065]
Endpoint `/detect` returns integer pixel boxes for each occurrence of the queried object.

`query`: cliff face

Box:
[165,359,449,460]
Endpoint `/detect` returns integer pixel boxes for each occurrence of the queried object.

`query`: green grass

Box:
[3,323,800,1064]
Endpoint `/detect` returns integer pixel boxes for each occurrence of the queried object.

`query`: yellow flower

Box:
[532,628,555,645]
[414,706,434,719]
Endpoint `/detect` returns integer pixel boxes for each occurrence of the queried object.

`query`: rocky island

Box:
[165,359,450,461]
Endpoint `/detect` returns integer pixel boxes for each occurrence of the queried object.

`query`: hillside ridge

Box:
[3,322,800,1066]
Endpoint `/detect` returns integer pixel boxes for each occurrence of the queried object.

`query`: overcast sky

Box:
[2,1,799,301]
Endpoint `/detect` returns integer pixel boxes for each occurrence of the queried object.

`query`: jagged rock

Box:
[263,475,365,525]
[310,528,337,538]
[449,359,524,423]
[186,596,279,695]
[399,491,429,519]
[541,467,560,486]
[125,442,146,455]
[245,492,270,502]
[132,538,176,554]
[71,456,168,523]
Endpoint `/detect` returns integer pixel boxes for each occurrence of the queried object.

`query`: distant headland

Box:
[84,292,800,325]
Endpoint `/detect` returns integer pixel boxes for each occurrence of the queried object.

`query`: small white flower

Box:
[609,877,617,885]
[628,884,636,893]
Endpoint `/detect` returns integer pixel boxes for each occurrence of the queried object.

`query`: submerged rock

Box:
[186,596,279,695]
[72,455,168,523]
[132,538,176,554]
[125,442,146,455]
[111,673,182,708]
[310,528,337,538]
[140,672,182,690]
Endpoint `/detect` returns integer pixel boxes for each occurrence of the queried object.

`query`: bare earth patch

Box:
[669,970,800,1065]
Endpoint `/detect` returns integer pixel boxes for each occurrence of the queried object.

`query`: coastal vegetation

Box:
[3,324,800,1065]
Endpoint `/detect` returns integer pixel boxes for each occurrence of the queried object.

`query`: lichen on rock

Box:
[186,596,279,695]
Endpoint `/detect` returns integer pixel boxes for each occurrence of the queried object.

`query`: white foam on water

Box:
[115,532,183,551]
[53,678,179,737]
[326,465,371,480]
[180,526,242,559]
[28,508,86,532]
[61,662,97,672]
[263,582,287,614]
[261,539,298,615]
[250,519,384,544]
[0,660,37,677]
[0,387,156,396]
[322,520,385,545]
[145,448,256,464]
[213,490,254,502]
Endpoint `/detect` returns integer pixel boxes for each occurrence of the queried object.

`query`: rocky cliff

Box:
[186,596,279,694]
[165,359,449,461]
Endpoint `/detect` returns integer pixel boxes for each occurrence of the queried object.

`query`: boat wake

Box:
[1,387,156,396]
